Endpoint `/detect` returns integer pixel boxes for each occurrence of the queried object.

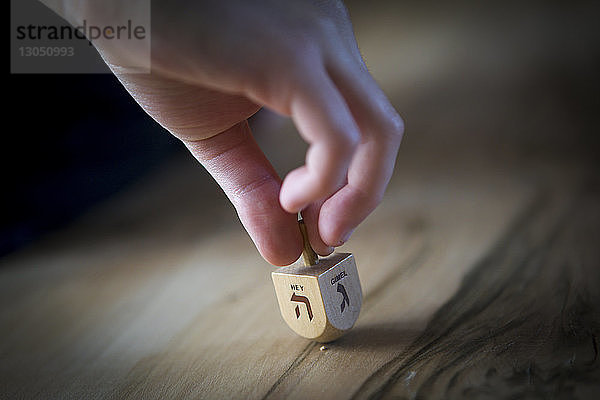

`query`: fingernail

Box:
[321,246,334,256]
[337,229,354,246]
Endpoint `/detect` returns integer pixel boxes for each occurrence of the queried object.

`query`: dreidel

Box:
[272,218,363,342]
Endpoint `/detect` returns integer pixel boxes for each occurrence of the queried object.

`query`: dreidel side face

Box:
[272,253,362,342]
[317,254,362,332]
[272,274,327,339]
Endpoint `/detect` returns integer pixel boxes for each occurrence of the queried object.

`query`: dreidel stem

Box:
[298,218,318,266]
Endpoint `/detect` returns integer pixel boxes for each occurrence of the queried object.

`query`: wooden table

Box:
[2,2,599,398]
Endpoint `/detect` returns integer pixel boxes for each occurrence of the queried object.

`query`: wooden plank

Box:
[353,179,600,399]
[0,159,538,399]
[117,172,532,400]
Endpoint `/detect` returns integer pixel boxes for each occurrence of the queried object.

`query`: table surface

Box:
[2,2,599,399]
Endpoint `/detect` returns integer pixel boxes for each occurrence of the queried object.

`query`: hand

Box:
[84,0,404,265]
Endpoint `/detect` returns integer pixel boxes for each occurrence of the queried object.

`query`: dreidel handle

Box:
[298,218,318,266]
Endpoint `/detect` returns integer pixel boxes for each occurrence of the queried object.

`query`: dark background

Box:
[1,74,183,256]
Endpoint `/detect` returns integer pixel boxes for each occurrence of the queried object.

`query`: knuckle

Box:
[373,113,404,146]
[392,114,405,138]
[230,174,276,204]
[386,113,405,143]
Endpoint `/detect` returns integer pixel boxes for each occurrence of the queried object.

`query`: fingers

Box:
[183,121,302,266]
[256,54,402,250]
[316,61,404,246]
[318,140,395,246]
[301,200,334,256]
[279,68,360,214]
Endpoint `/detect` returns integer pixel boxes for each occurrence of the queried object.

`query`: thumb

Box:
[183,121,302,266]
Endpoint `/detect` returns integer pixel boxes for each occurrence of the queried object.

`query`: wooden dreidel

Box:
[272,219,362,342]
